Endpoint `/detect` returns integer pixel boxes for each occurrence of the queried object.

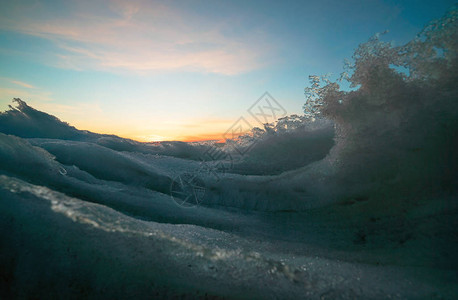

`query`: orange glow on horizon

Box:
[179,133,227,143]
[0,96,253,144]
[130,132,227,143]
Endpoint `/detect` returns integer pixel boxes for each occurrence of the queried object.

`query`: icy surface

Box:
[1,176,457,299]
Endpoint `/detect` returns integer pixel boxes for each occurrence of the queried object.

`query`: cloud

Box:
[9,80,35,89]
[0,77,36,89]
[0,0,274,75]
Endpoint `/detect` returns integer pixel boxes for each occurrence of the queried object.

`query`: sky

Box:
[0,0,455,142]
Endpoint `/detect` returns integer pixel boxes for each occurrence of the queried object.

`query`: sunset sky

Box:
[0,0,454,141]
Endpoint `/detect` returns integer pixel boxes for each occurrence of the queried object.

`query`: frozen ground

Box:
[1,175,457,299]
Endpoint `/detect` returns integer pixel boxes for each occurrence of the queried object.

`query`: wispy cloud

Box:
[0,0,274,75]
[0,77,36,89]
[9,80,35,89]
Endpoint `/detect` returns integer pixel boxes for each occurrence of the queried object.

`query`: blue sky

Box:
[0,0,455,141]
